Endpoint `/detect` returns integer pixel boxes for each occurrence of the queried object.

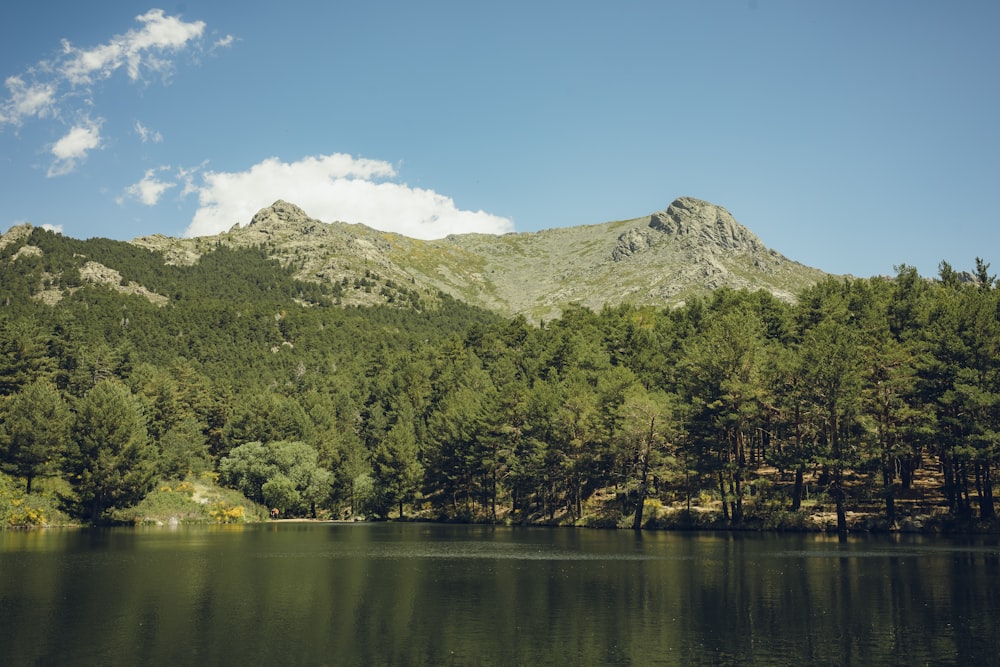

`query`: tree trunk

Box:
[491,468,498,522]
[942,453,958,512]
[632,453,650,531]
[632,492,646,531]
[979,464,995,520]
[733,471,744,524]
[830,404,847,542]
[882,463,896,526]
[718,471,729,522]
[900,454,915,490]
[834,482,848,543]
[731,431,744,524]
[790,403,804,512]
[684,460,692,513]
[958,464,972,518]
[791,467,804,511]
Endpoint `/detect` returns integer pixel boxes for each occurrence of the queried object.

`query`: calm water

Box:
[1,524,999,666]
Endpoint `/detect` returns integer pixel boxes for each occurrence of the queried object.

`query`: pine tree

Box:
[0,379,70,493]
[67,380,156,522]
[372,402,423,518]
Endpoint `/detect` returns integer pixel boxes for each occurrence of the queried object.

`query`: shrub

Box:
[109,479,265,525]
[0,472,67,528]
[110,483,205,524]
[209,502,246,523]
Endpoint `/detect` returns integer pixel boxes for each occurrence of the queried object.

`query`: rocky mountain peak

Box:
[0,223,35,251]
[611,197,767,263]
[650,197,765,253]
[248,200,313,228]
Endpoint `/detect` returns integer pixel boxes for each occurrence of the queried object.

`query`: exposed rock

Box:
[132,234,201,266]
[611,227,655,261]
[650,197,765,253]
[249,200,311,228]
[33,271,65,305]
[0,223,34,251]
[34,288,64,305]
[79,261,170,306]
[12,245,43,260]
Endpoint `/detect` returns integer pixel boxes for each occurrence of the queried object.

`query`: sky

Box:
[1,1,998,278]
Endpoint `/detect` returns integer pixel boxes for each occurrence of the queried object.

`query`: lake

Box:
[1,523,999,666]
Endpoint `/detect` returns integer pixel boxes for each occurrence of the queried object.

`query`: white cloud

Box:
[1,8,218,160]
[48,119,102,176]
[214,35,235,49]
[41,223,64,234]
[134,120,162,143]
[60,9,205,85]
[184,153,515,239]
[123,167,175,205]
[177,162,207,197]
[1,76,57,125]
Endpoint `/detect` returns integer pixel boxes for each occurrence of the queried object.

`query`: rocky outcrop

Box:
[0,223,35,251]
[649,197,765,253]
[11,245,43,260]
[611,227,655,261]
[613,197,767,263]
[249,200,312,230]
[79,261,170,306]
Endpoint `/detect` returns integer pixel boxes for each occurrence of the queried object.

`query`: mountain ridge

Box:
[8,197,829,321]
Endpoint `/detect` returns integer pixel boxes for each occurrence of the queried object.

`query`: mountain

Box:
[124,196,826,321]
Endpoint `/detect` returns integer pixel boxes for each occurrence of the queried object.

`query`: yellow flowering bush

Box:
[0,473,56,527]
[209,501,246,523]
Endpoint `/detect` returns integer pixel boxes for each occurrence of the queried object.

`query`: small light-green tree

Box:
[218,440,333,517]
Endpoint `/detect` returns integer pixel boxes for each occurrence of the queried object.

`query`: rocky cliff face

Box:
[614,198,766,259]
[128,196,827,321]
[650,197,765,252]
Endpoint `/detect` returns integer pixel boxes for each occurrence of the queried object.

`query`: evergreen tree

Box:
[0,319,56,394]
[424,350,490,516]
[796,316,864,540]
[371,402,423,518]
[156,417,211,479]
[549,371,603,521]
[221,390,312,454]
[924,282,1000,519]
[0,379,71,493]
[67,380,156,522]
[615,384,680,529]
[678,299,767,523]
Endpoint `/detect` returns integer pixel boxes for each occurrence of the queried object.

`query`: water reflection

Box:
[2,525,999,665]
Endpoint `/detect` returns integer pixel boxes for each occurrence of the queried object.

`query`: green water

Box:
[1,524,998,665]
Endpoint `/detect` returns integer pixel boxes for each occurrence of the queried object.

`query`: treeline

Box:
[1,227,999,531]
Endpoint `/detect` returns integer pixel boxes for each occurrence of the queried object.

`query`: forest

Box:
[2,226,999,534]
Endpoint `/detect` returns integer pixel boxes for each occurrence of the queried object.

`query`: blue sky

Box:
[2,1,998,278]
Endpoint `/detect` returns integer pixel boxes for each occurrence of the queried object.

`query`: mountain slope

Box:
[129,197,827,321]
